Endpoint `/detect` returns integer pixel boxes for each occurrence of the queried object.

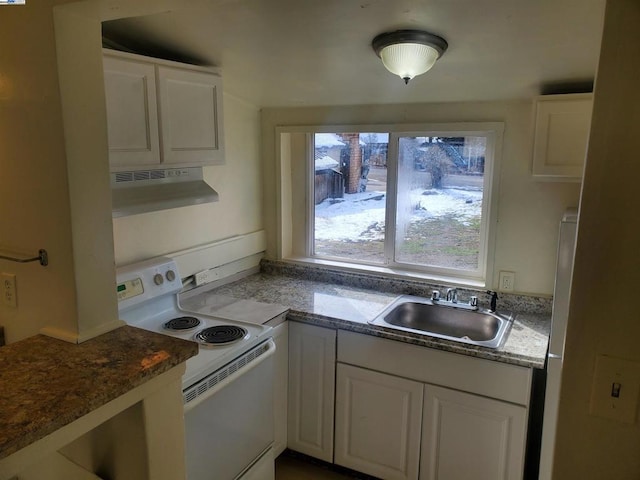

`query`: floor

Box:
[275,452,374,480]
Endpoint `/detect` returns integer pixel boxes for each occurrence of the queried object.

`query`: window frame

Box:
[284,122,504,287]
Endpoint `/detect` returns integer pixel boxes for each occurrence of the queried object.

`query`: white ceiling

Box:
[101,0,606,108]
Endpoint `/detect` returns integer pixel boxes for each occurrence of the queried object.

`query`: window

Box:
[307,124,502,283]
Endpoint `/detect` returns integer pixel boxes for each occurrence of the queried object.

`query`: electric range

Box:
[115,256,272,388]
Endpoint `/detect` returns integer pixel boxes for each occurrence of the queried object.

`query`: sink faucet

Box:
[432,288,478,311]
[445,288,458,303]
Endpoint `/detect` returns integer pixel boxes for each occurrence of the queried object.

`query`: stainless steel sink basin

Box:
[369,295,513,349]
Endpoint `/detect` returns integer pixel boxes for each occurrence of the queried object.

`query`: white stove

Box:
[116,257,272,387]
[116,257,276,480]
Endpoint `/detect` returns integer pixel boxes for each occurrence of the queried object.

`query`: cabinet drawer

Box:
[337,330,532,406]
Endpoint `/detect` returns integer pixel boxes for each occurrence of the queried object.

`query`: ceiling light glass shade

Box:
[378,43,440,83]
[372,30,448,84]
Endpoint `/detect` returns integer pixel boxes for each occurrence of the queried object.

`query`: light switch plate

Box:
[590,354,640,424]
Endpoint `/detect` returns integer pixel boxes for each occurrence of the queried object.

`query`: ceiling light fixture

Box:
[372,29,448,85]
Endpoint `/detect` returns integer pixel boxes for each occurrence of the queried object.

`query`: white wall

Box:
[112,93,263,266]
[0,0,262,344]
[261,101,581,296]
[0,1,79,343]
[554,1,640,478]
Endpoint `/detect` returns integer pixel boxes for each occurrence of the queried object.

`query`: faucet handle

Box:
[469,296,478,307]
[446,287,458,303]
[486,290,498,312]
[431,290,440,301]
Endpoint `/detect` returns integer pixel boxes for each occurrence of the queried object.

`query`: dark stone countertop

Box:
[0,325,198,461]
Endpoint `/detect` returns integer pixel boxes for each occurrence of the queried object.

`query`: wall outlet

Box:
[590,354,640,424]
[498,271,515,292]
[2,273,17,308]
[194,268,219,286]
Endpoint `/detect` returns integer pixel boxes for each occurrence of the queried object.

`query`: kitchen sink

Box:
[369,295,513,349]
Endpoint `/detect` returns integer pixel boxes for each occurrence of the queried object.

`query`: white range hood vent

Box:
[111,167,219,217]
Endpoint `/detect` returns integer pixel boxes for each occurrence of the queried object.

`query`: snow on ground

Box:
[315,188,482,241]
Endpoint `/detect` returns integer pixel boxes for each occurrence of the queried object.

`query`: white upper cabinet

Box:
[103,56,160,168]
[532,93,593,181]
[157,65,224,165]
[103,50,225,170]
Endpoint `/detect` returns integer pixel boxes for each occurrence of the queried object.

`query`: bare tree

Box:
[421,143,453,188]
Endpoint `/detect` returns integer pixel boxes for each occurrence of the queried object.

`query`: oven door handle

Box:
[183,338,276,412]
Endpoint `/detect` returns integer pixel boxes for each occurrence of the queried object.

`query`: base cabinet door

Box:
[272,322,288,457]
[420,385,527,480]
[335,364,423,480]
[287,322,336,462]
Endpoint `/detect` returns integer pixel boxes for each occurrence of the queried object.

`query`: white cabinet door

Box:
[287,322,336,462]
[421,385,527,480]
[532,93,593,181]
[103,56,160,168]
[335,364,423,480]
[157,66,225,166]
[272,322,288,457]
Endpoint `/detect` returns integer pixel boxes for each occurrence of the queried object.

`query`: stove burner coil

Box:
[194,325,248,345]
[163,316,202,331]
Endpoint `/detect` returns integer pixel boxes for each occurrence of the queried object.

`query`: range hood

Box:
[111,167,219,217]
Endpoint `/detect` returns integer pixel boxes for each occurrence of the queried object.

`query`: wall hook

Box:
[0,248,49,266]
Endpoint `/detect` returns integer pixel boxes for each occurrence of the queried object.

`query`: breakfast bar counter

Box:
[0,326,198,478]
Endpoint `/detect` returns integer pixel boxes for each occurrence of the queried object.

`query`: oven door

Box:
[184,339,276,480]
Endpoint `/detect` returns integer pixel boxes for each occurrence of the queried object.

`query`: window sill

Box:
[281,256,486,290]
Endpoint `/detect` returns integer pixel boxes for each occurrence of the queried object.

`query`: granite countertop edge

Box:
[0,325,198,461]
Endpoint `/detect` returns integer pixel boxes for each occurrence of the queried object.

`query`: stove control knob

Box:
[166,270,176,282]
[153,273,164,285]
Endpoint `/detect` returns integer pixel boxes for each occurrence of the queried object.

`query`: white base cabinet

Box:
[421,385,527,480]
[335,363,423,480]
[272,322,288,457]
[287,322,336,462]
[336,330,531,480]
[284,328,533,480]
